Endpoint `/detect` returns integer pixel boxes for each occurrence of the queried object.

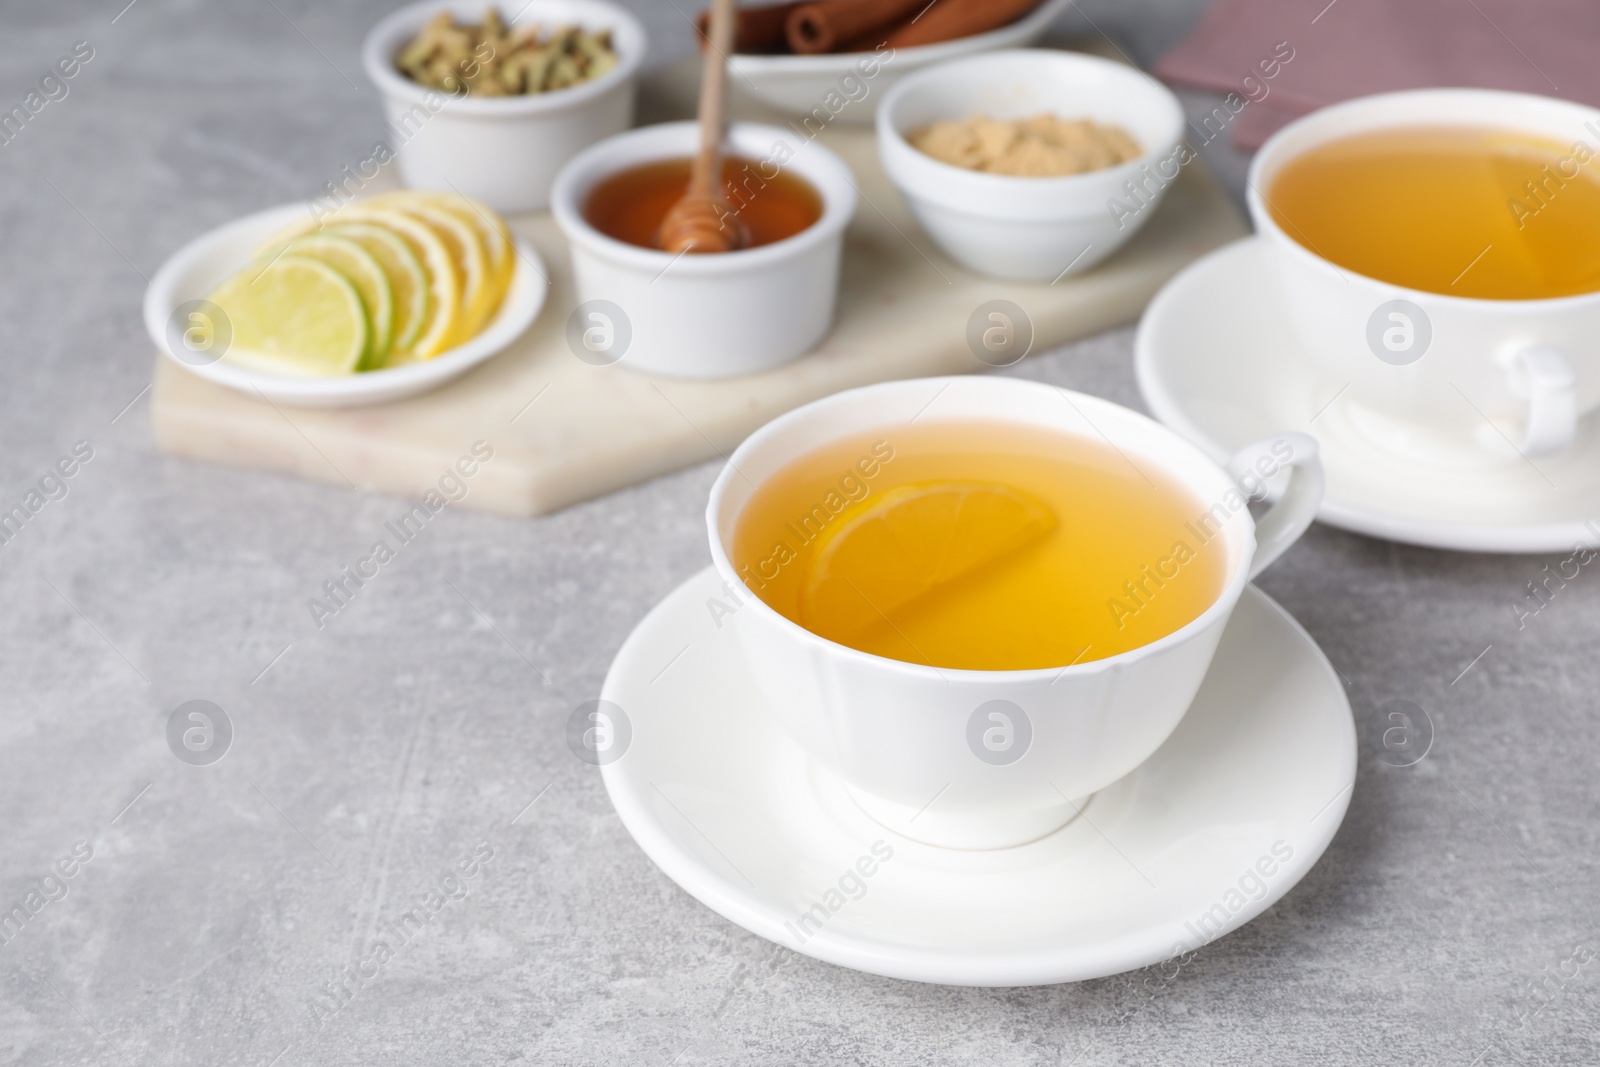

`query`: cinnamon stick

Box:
[695,2,803,53]
[884,0,1046,48]
[785,0,926,55]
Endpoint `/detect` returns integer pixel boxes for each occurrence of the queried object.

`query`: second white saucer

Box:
[599,567,1355,987]
[1136,237,1600,553]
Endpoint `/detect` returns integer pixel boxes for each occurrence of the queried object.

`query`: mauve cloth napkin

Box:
[1155,0,1600,150]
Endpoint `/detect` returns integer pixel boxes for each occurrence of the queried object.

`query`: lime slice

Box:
[253,200,472,360]
[209,254,367,377]
[282,234,394,368]
[321,222,429,357]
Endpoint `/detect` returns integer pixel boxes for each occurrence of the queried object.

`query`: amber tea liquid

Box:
[731,420,1230,671]
[1267,125,1600,299]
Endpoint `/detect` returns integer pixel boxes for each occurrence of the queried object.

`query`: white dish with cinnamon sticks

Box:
[724,0,1073,124]
[878,48,1185,282]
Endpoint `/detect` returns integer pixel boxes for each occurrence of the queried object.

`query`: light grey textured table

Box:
[2,2,1598,1064]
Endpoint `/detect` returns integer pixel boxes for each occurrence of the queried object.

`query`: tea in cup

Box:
[707,376,1324,849]
[1250,89,1600,459]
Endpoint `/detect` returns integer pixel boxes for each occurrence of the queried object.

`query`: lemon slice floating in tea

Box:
[209,255,367,376]
[800,480,1057,641]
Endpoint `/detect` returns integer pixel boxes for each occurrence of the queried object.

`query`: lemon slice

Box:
[386,201,492,343]
[421,196,513,322]
[208,254,367,377]
[434,195,513,303]
[375,190,514,314]
[800,481,1057,639]
[281,234,394,368]
[332,207,460,358]
[321,222,429,357]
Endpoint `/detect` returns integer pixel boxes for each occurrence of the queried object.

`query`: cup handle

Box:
[1506,345,1577,457]
[1226,433,1325,581]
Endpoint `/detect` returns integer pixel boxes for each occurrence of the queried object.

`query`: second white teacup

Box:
[1250,89,1600,460]
[706,376,1324,849]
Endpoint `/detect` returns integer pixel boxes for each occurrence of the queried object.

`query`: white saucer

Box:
[144,202,546,408]
[1136,237,1600,553]
[599,567,1355,986]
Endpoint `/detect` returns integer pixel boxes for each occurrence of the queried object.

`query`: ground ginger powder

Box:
[908,113,1141,176]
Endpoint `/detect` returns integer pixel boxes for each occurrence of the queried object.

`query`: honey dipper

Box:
[658,0,749,253]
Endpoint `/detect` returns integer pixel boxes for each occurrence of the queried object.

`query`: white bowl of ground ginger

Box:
[878,49,1184,282]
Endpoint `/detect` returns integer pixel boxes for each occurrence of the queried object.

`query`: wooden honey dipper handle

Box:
[659,0,748,253]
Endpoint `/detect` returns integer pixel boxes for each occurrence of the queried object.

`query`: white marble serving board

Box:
[150,51,1247,518]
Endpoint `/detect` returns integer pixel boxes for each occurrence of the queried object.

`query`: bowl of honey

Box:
[550,121,857,378]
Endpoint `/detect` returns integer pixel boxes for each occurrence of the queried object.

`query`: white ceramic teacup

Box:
[1249,89,1600,460]
[706,376,1324,849]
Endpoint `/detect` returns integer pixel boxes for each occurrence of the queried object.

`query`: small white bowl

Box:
[144,202,547,408]
[728,0,1073,124]
[550,121,857,379]
[361,0,647,214]
[878,49,1185,282]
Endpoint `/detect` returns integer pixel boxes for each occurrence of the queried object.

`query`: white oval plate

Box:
[727,0,1074,123]
[599,567,1355,986]
[144,201,547,408]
